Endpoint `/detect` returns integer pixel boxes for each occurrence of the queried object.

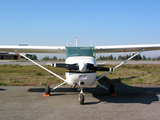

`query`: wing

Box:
[1,44,160,53]
[95,44,160,53]
[0,45,65,53]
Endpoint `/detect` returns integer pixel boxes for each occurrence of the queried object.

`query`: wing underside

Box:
[95,44,160,53]
[0,44,160,53]
[0,45,65,53]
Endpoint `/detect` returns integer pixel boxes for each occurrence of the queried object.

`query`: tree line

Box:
[31,54,160,61]
[97,54,160,61]
[42,56,65,61]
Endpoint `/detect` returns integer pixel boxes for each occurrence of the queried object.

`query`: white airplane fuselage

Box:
[65,56,97,88]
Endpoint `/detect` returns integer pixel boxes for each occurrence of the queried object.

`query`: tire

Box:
[80,93,84,105]
[109,84,115,95]
[45,85,50,94]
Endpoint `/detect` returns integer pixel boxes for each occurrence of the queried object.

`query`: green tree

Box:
[53,56,58,60]
[147,57,151,61]
[118,55,122,60]
[31,54,37,60]
[142,55,146,60]
[108,55,113,60]
[42,56,50,60]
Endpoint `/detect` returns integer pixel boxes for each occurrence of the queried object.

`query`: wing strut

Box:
[95,49,145,90]
[14,51,66,85]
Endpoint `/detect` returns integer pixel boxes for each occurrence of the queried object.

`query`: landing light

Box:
[79,75,87,80]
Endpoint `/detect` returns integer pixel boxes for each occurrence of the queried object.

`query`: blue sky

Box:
[0,0,160,59]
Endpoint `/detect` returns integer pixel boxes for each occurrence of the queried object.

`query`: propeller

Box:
[86,63,114,71]
[52,63,79,70]
[52,63,113,72]
[87,66,113,71]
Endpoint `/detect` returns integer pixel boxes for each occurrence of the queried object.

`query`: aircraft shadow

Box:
[90,76,160,105]
[90,85,159,105]
[28,76,160,105]
[0,88,6,91]
[28,87,81,96]
[28,87,79,93]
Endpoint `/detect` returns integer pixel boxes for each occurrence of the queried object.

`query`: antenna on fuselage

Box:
[90,39,92,46]
[76,37,78,46]
[66,39,68,46]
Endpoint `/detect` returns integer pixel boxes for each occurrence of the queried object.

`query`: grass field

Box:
[0,64,160,86]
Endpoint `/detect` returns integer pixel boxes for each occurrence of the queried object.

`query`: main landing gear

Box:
[44,85,51,97]
[109,85,116,96]
[45,85,50,95]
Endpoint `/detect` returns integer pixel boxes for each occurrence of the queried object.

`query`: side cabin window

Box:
[66,47,95,58]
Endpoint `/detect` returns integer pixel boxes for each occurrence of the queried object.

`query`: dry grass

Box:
[0,64,66,86]
[0,64,160,86]
[97,64,160,85]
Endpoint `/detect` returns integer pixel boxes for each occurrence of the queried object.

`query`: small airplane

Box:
[0,38,160,104]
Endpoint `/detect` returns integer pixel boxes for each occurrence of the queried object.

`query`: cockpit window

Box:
[66,47,95,58]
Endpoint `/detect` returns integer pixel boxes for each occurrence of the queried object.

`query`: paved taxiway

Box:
[0,85,160,120]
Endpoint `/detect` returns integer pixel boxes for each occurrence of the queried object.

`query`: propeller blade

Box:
[52,63,79,70]
[87,65,113,71]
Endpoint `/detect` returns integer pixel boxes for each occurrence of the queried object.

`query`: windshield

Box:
[66,47,95,58]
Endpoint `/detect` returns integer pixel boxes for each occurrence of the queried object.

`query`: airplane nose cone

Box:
[78,63,87,72]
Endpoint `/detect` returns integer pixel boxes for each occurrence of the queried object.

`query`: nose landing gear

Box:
[71,83,77,88]
[79,89,85,105]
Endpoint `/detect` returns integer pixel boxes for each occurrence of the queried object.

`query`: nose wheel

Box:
[79,89,85,105]
[80,93,85,104]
